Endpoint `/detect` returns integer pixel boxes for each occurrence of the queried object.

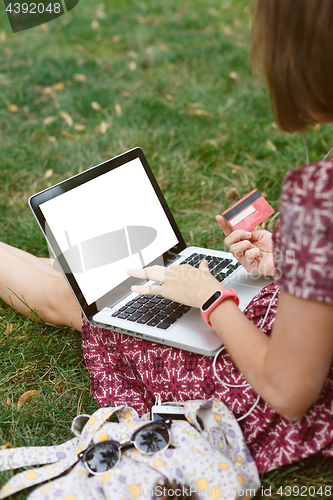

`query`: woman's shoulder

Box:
[273,158,333,304]
[281,158,333,206]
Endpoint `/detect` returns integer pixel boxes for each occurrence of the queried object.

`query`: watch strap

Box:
[200,288,239,327]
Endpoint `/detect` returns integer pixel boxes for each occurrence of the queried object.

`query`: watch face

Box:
[202,290,222,311]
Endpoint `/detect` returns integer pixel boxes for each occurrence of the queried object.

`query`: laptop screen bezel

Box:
[28,147,187,320]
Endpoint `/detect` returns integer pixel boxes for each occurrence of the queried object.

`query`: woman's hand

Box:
[128,260,222,308]
[216,215,276,276]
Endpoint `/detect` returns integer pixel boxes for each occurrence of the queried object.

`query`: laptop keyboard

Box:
[111,253,241,330]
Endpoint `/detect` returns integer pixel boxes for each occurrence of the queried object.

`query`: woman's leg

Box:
[0,242,82,331]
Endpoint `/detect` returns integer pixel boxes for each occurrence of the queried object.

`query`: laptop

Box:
[29,147,272,356]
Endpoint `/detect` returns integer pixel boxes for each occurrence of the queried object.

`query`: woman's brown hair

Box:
[251,0,333,132]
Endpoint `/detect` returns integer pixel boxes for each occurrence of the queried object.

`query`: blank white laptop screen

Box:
[39,157,178,305]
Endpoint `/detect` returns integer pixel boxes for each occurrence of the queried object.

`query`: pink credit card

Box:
[222,189,275,231]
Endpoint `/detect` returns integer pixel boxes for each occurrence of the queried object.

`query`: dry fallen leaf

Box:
[225,187,241,201]
[229,71,240,82]
[6,397,11,406]
[91,19,99,29]
[128,50,138,59]
[42,87,55,99]
[165,94,173,101]
[115,103,122,116]
[271,122,279,130]
[158,43,169,52]
[187,102,205,108]
[59,110,74,127]
[266,139,277,152]
[7,104,18,113]
[52,82,65,91]
[17,390,40,409]
[39,23,49,32]
[74,123,86,131]
[99,121,108,134]
[73,73,86,82]
[127,61,137,71]
[112,34,121,43]
[189,108,211,116]
[196,109,210,116]
[5,323,14,334]
[0,442,14,450]
[43,116,56,125]
[96,4,106,19]
[204,139,219,147]
[43,169,53,180]
[91,101,102,111]
[224,26,232,36]
[137,15,146,24]
[61,130,77,139]
[208,7,220,17]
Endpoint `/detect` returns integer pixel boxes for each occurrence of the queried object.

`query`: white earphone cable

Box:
[323,145,333,160]
[302,134,310,166]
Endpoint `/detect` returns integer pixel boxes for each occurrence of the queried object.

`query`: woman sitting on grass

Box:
[0,0,332,473]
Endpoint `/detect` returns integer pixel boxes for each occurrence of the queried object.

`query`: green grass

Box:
[0,0,332,498]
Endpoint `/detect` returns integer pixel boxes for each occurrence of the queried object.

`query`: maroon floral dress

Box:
[82,159,333,473]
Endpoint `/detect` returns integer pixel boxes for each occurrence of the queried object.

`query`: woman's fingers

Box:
[216,215,234,236]
[225,229,252,249]
[128,265,168,296]
[198,259,210,271]
[229,240,255,259]
[128,261,220,307]
[127,265,167,283]
[244,246,261,262]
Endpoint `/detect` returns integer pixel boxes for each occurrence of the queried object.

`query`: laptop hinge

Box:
[165,254,181,267]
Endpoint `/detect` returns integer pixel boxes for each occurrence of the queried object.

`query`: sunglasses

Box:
[78,419,172,475]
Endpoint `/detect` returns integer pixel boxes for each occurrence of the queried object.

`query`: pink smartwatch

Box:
[200,288,239,327]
